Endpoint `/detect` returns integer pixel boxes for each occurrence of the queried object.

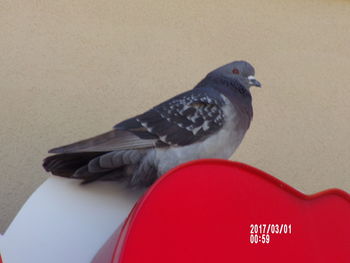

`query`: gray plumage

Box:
[43,60,261,187]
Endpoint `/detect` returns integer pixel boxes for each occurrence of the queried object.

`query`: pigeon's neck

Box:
[194,74,253,122]
[195,74,252,100]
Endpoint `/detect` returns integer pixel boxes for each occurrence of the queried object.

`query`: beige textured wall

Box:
[1,0,349,233]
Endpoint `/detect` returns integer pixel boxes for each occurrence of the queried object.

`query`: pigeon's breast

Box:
[154,95,248,175]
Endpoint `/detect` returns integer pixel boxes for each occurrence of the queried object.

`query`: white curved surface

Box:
[0,176,144,263]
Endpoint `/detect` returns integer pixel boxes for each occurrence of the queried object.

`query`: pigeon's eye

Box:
[232,68,240,74]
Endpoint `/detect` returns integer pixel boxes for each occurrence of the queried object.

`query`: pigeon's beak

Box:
[248,76,262,88]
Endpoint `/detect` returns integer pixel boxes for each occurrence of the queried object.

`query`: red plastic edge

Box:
[109,206,138,263]
[113,159,350,262]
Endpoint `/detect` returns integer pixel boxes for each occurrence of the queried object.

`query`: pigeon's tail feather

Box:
[43,152,105,178]
[43,149,150,185]
[73,165,125,184]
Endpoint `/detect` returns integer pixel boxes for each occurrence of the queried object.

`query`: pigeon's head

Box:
[209,60,261,89]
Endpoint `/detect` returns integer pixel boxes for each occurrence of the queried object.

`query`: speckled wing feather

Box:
[115,90,226,146]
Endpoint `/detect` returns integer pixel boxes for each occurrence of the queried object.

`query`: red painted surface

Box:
[94,160,350,263]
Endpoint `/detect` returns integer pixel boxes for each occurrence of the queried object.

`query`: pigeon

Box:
[43,60,261,187]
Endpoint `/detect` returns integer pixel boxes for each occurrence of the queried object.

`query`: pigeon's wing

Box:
[115,90,226,146]
[49,90,226,154]
[48,130,157,154]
